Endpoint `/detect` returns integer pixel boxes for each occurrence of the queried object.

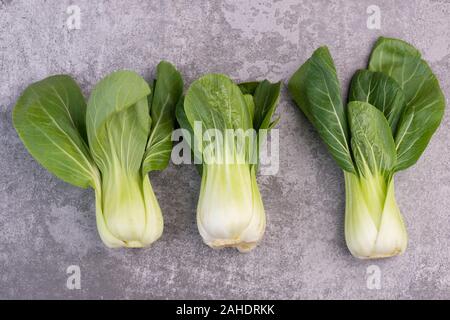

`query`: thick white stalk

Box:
[94,169,163,248]
[344,171,408,259]
[197,164,265,252]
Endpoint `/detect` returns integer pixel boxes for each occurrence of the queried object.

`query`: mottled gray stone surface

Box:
[1,0,449,299]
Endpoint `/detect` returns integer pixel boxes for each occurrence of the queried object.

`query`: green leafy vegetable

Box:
[13,61,183,248]
[143,61,184,173]
[288,47,355,173]
[289,37,445,259]
[369,37,445,171]
[177,74,281,252]
[348,101,397,177]
[349,70,406,133]
[13,75,96,188]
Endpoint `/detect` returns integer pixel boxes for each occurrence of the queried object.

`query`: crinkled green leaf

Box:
[288,46,355,173]
[13,75,96,188]
[184,74,252,163]
[185,74,251,131]
[348,101,396,176]
[349,69,406,134]
[142,61,183,173]
[368,37,445,171]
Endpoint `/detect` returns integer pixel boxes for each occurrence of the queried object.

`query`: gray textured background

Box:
[1,0,449,299]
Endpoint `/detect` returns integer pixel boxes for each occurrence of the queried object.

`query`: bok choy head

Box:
[288,37,445,259]
[13,61,183,248]
[176,74,281,252]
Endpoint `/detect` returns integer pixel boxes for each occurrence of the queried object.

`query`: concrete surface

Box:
[1,0,450,299]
